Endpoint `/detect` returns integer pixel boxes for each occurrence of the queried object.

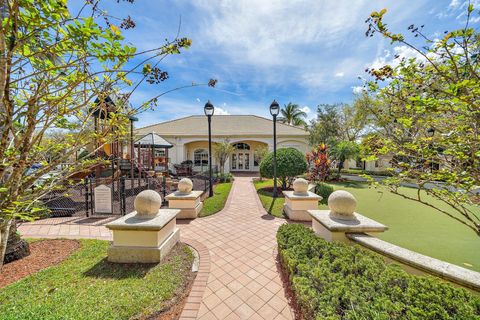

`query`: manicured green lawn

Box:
[254,179,480,272]
[199,182,233,217]
[254,179,289,218]
[0,240,193,320]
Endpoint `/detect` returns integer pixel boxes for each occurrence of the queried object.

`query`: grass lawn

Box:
[254,179,289,218]
[254,179,480,272]
[0,239,194,320]
[199,182,233,217]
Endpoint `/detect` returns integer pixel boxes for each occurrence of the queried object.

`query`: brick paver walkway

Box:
[19,177,294,319]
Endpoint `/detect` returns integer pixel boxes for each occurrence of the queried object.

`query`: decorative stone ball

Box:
[328,190,357,220]
[293,178,309,195]
[177,178,193,194]
[134,190,162,218]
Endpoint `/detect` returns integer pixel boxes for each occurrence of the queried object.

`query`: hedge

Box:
[277,224,480,320]
[340,168,394,176]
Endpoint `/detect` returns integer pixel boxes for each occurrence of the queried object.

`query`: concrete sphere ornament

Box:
[328,190,357,220]
[177,178,193,194]
[134,190,162,218]
[292,178,309,195]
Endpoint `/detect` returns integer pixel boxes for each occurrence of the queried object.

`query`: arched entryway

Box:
[230,142,251,171]
[229,141,268,172]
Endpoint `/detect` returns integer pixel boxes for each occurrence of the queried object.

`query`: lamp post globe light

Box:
[270,100,280,198]
[204,100,215,197]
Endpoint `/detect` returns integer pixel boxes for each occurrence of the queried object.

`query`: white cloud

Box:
[193,1,369,67]
[449,0,462,9]
[215,107,230,115]
[370,45,426,70]
[300,106,311,114]
[352,86,366,94]
[196,98,201,102]
[335,72,345,77]
[436,0,480,20]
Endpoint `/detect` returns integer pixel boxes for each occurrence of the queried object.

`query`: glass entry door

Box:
[232,152,250,171]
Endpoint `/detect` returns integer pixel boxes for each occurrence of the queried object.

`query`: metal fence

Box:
[41,174,213,217]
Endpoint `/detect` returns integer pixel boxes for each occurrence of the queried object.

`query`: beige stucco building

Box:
[136,115,309,173]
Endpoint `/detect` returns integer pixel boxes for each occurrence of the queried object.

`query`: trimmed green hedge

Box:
[340,168,394,177]
[277,224,480,320]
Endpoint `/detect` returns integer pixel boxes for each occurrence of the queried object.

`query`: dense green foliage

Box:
[260,148,308,188]
[277,224,480,320]
[314,182,333,205]
[308,102,371,147]
[199,182,232,217]
[0,240,193,319]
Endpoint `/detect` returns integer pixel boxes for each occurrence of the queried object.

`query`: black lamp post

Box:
[204,100,215,197]
[426,127,435,137]
[270,100,280,198]
[427,127,435,173]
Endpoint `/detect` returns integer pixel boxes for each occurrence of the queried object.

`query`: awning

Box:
[134,132,173,149]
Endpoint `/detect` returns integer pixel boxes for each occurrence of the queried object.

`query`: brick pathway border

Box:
[180,238,211,319]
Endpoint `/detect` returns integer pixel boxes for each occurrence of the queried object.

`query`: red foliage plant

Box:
[306,144,331,182]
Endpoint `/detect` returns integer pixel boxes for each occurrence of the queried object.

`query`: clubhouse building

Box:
[136,115,309,173]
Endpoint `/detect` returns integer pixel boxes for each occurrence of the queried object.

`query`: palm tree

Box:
[279,103,307,127]
[331,141,360,174]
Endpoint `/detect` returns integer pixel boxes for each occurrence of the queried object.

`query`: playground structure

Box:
[91,95,174,182]
[39,95,211,218]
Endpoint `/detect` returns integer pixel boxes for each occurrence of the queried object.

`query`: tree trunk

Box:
[0,219,11,270]
[338,160,344,174]
[0,219,30,270]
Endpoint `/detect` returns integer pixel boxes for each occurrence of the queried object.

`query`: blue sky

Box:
[71,0,477,127]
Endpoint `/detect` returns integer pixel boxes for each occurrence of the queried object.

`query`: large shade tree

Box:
[308,101,371,146]
[363,6,480,235]
[0,0,215,268]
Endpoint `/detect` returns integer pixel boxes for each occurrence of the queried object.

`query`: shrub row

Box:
[277,224,480,320]
[215,172,234,183]
[340,168,394,176]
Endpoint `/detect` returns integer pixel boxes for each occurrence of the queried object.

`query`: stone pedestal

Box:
[105,190,180,263]
[308,190,387,243]
[165,191,204,219]
[165,178,203,219]
[282,178,321,221]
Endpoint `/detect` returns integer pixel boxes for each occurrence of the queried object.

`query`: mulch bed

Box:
[0,239,80,289]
